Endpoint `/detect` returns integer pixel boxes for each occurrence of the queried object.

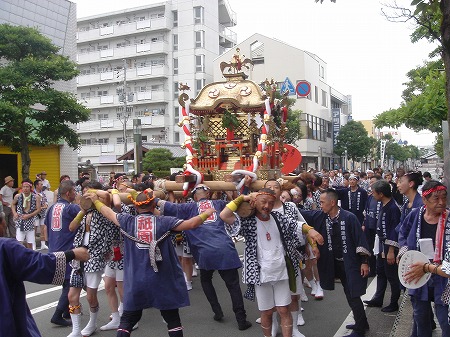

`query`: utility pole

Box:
[122,59,128,173]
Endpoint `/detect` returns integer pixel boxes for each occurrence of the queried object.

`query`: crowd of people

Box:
[0,166,449,337]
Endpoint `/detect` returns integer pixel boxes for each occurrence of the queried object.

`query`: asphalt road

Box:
[28,242,378,337]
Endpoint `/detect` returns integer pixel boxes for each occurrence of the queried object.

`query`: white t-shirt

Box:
[0,185,15,206]
[256,216,287,283]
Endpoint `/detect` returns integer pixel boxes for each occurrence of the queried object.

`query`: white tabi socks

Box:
[100,311,120,331]
[67,314,82,337]
[80,309,98,336]
[291,311,305,337]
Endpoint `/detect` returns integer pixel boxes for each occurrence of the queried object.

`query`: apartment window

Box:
[80,139,92,145]
[195,30,205,48]
[151,59,164,66]
[134,86,148,92]
[80,92,91,99]
[96,138,109,144]
[194,6,204,24]
[151,84,163,91]
[173,10,178,27]
[314,86,318,104]
[97,90,108,97]
[117,137,124,144]
[195,54,205,72]
[142,135,148,142]
[116,41,130,48]
[174,132,180,143]
[97,113,109,120]
[173,58,178,75]
[321,90,328,107]
[300,113,327,141]
[134,38,146,45]
[174,107,179,124]
[174,82,179,99]
[319,65,325,78]
[97,45,108,51]
[196,79,205,96]
[150,13,164,19]
[173,34,178,51]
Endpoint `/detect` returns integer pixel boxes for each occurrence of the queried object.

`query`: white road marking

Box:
[333,276,377,337]
[26,286,62,299]
[30,281,105,315]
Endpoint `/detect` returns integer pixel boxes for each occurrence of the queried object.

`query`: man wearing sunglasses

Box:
[157,184,252,331]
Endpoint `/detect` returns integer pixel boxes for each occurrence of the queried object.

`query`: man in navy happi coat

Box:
[157,184,251,331]
[301,189,371,337]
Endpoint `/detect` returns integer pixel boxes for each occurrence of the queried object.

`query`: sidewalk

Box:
[391,292,442,337]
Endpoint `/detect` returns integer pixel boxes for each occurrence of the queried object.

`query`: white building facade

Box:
[76,0,236,175]
[0,0,79,182]
[214,34,351,171]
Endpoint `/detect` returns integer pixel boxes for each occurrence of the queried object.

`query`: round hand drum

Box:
[398,250,431,289]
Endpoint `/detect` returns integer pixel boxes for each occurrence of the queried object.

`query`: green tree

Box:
[374,61,446,134]
[142,148,186,172]
[334,121,372,161]
[285,109,302,145]
[0,24,90,180]
[271,95,302,145]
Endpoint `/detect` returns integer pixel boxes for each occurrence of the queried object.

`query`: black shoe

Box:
[213,312,224,321]
[381,304,399,312]
[51,316,72,326]
[238,320,252,331]
[345,323,369,331]
[363,299,382,307]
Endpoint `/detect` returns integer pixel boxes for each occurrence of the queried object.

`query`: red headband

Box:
[256,191,276,199]
[422,185,447,198]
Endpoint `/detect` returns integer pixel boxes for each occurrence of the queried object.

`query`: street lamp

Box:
[133,118,142,173]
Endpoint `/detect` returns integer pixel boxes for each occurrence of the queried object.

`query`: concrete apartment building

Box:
[0,0,78,187]
[76,0,237,176]
[214,34,351,171]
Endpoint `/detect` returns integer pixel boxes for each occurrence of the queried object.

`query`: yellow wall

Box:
[0,145,60,189]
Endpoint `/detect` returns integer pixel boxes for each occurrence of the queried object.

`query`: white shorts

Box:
[35,217,45,227]
[290,276,305,296]
[175,244,192,258]
[16,230,35,244]
[306,243,317,260]
[255,279,292,311]
[104,265,124,282]
[85,270,103,289]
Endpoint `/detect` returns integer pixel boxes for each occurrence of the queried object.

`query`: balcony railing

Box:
[78,90,169,109]
[77,17,169,43]
[219,24,237,44]
[77,115,165,134]
[77,41,169,64]
[77,65,169,87]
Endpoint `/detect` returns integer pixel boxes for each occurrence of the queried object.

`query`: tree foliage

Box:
[334,121,372,161]
[374,62,446,133]
[142,148,186,172]
[0,24,90,179]
[272,95,302,145]
[285,108,302,145]
[375,2,447,156]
